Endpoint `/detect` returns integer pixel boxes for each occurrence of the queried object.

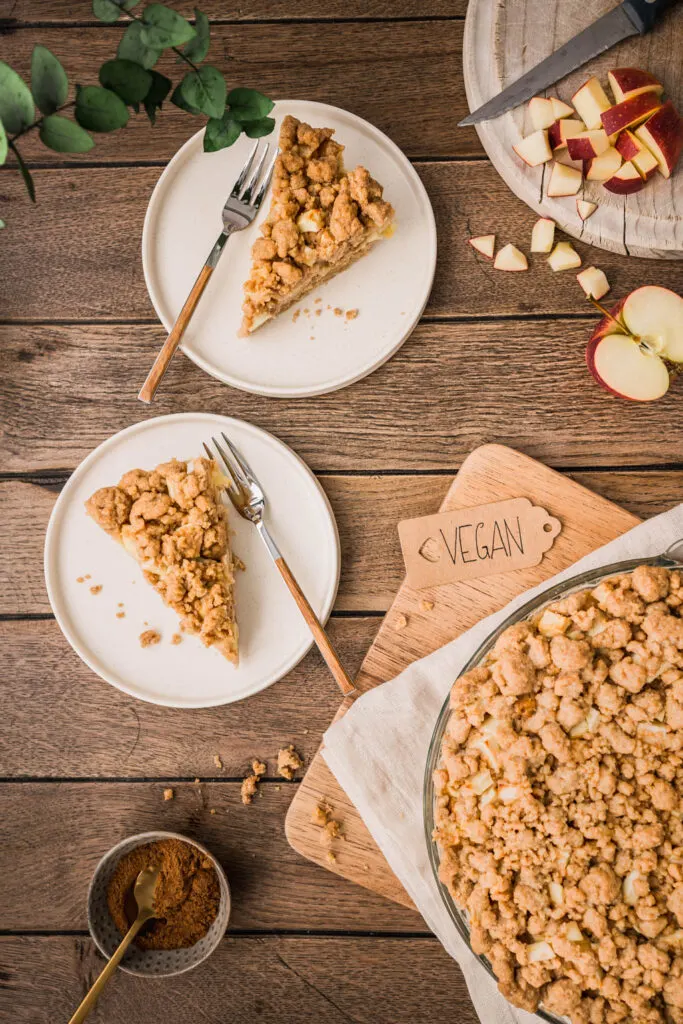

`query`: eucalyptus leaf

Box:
[93,0,139,22]
[182,9,210,63]
[204,111,241,152]
[99,59,152,104]
[0,219,5,229]
[75,85,129,132]
[171,81,200,114]
[141,5,196,48]
[243,116,275,139]
[144,70,171,124]
[227,88,273,125]
[31,46,68,116]
[117,22,162,70]
[0,63,34,135]
[10,143,36,202]
[39,114,94,153]
[0,120,7,166]
[179,66,225,119]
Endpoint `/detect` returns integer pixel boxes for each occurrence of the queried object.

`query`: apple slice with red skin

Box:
[607,68,663,104]
[633,147,659,181]
[548,118,585,149]
[572,77,612,130]
[566,129,610,160]
[615,129,644,161]
[603,161,646,194]
[586,147,622,181]
[555,149,584,170]
[635,101,683,179]
[600,92,662,138]
[586,287,683,402]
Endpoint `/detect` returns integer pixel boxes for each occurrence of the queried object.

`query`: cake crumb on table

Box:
[89,584,102,595]
[139,629,161,648]
[213,754,223,771]
[394,612,408,630]
[420,599,435,612]
[320,819,342,846]
[326,851,336,864]
[252,759,266,777]
[209,808,216,815]
[163,788,174,801]
[241,774,259,805]
[171,633,182,645]
[311,801,333,826]
[277,745,303,780]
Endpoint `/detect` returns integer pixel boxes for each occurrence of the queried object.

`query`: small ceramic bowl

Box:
[87,830,230,977]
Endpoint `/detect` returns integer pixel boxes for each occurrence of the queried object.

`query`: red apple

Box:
[572,77,612,129]
[607,68,664,104]
[603,161,645,194]
[600,93,662,137]
[635,101,683,179]
[566,129,610,160]
[586,287,683,402]
[615,129,644,161]
[548,118,585,149]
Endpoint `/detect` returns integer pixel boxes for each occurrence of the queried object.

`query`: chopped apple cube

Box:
[572,77,612,129]
[547,161,583,197]
[608,67,664,105]
[566,923,584,943]
[548,118,585,149]
[555,149,584,170]
[548,241,581,272]
[469,234,495,258]
[493,243,528,271]
[538,609,569,635]
[577,266,610,300]
[615,129,644,161]
[601,92,663,137]
[635,101,683,179]
[513,129,553,166]
[586,146,622,181]
[530,217,556,253]
[550,96,575,120]
[576,199,597,221]
[528,941,555,963]
[603,161,645,195]
[622,869,641,905]
[566,129,610,160]
[632,146,659,180]
[549,882,564,906]
[528,96,556,131]
[471,770,494,795]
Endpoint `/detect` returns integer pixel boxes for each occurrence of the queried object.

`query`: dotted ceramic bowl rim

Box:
[86,830,230,977]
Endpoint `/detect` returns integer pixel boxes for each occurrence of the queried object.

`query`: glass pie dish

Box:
[423,544,683,1024]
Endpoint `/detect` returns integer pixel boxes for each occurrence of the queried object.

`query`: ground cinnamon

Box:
[106,838,220,950]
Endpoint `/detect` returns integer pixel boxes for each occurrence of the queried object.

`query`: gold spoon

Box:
[68,866,160,1024]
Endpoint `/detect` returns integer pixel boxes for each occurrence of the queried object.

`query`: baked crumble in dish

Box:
[429,560,683,1024]
[240,114,394,336]
[85,457,238,663]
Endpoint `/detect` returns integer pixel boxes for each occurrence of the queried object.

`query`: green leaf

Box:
[93,0,139,22]
[0,120,7,166]
[179,66,225,119]
[170,81,200,114]
[10,142,36,202]
[141,4,196,48]
[243,116,275,139]
[204,111,241,152]
[182,9,210,63]
[227,88,273,125]
[117,22,162,70]
[0,62,34,135]
[0,219,5,229]
[39,114,94,153]
[143,70,171,124]
[99,59,152,105]
[30,47,68,116]
[75,85,129,132]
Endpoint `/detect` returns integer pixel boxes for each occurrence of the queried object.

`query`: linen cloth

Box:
[322,504,683,1024]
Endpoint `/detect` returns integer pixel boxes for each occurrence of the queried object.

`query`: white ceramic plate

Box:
[142,99,436,397]
[44,413,340,707]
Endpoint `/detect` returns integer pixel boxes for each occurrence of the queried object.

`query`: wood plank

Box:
[0,618,378,777]
[0,782,423,932]
[3,164,683,321]
[1,22,476,162]
[0,935,478,1024]
[3,471,683,616]
[7,0,467,21]
[3,320,683,473]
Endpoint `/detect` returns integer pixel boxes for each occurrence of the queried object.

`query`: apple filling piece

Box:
[85,457,238,663]
[240,115,394,335]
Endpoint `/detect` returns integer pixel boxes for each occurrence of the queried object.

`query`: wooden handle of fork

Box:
[275,556,357,698]
[138,263,214,404]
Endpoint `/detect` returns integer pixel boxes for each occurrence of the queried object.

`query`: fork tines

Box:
[231,141,279,211]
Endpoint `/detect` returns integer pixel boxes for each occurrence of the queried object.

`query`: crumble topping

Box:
[85,458,238,663]
[277,744,304,780]
[252,759,267,777]
[163,788,174,801]
[241,774,259,805]
[434,565,683,1024]
[139,629,161,648]
[240,115,393,335]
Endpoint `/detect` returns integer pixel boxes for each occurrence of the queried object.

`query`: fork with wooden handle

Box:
[138,140,277,404]
[204,432,357,699]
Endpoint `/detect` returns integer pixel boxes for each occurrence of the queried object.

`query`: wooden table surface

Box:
[1,3,682,1022]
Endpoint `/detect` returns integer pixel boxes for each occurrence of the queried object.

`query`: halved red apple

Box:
[603,161,645,194]
[566,129,610,160]
[600,93,662,137]
[586,287,683,402]
[607,68,664,105]
[572,77,612,130]
[635,101,683,179]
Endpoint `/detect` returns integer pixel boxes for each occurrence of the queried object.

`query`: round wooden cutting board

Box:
[463,0,683,258]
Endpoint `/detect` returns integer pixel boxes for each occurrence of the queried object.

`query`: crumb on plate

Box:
[139,629,161,648]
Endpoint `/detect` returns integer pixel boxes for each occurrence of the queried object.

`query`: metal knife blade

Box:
[459,3,639,126]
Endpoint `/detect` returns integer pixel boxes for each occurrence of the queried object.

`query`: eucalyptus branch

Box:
[121,7,200,72]
[8,100,75,144]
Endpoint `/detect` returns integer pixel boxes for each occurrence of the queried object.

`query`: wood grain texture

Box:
[6,0,467,22]
[0,782,423,932]
[5,164,683,322]
[0,936,478,1024]
[2,22,475,163]
[3,321,683,474]
[464,0,683,257]
[285,445,644,907]
[4,471,683,616]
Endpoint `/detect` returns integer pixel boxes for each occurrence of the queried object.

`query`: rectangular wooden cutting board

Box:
[284,444,642,908]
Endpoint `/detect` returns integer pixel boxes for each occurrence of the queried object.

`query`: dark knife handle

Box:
[622,0,680,34]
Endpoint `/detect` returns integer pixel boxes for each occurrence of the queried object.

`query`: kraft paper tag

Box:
[398,497,562,591]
